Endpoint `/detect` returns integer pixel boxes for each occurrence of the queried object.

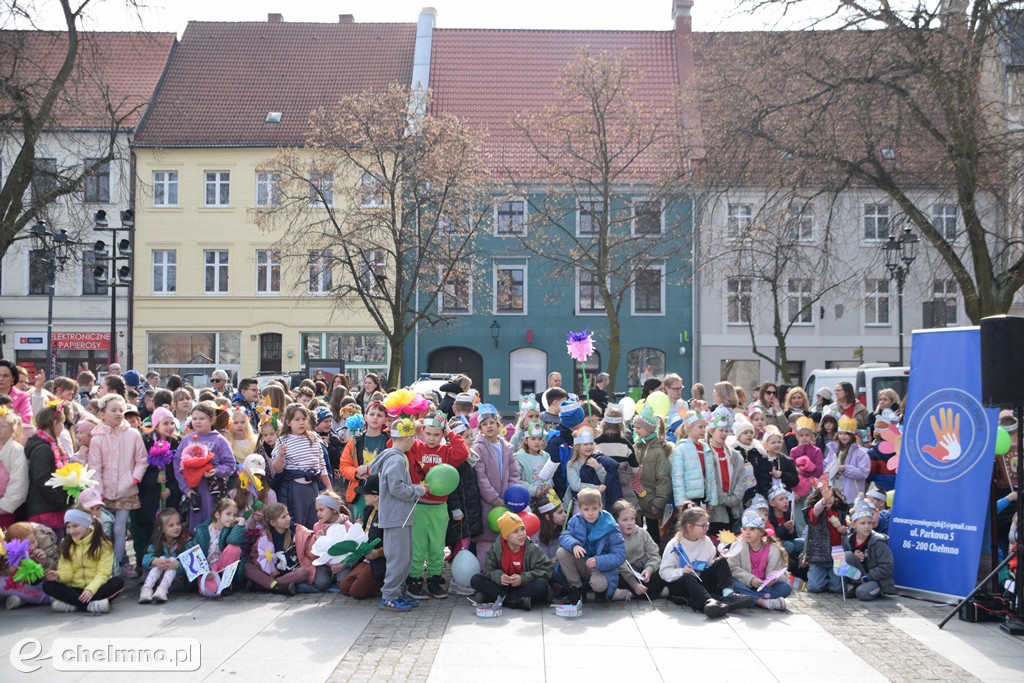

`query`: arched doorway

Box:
[428,346,483,393]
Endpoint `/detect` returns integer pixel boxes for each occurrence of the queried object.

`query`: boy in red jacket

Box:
[405,413,469,599]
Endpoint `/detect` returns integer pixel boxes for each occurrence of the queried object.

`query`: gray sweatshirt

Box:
[369,447,425,529]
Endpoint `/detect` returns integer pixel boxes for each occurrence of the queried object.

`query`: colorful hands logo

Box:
[904,388,989,483]
[921,408,962,463]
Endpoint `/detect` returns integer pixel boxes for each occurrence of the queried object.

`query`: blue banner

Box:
[890,327,996,600]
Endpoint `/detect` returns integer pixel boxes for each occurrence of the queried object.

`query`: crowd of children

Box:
[0,366,969,619]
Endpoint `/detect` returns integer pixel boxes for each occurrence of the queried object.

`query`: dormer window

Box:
[265,112,282,124]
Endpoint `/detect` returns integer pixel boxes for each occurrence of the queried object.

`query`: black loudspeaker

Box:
[980,315,1024,407]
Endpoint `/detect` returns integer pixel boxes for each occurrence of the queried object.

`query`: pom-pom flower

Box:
[2,538,30,566]
[311,523,380,566]
[566,329,595,362]
[12,559,44,584]
[383,388,430,417]
[147,440,174,468]
[256,536,276,574]
[45,462,98,502]
[345,413,365,432]
[180,443,215,488]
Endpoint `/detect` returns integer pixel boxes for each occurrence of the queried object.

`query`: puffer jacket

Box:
[843,530,895,592]
[56,528,114,594]
[556,510,626,598]
[634,437,673,519]
[670,438,718,506]
[0,437,28,514]
[87,421,147,501]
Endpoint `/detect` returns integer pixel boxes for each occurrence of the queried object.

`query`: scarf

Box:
[38,430,69,469]
[711,444,730,492]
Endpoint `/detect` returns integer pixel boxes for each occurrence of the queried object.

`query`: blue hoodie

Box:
[556,509,626,598]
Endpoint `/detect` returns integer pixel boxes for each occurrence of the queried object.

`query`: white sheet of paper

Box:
[178,545,210,581]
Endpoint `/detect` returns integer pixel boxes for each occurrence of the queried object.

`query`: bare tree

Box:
[509,47,690,392]
[699,1,1024,322]
[252,85,491,385]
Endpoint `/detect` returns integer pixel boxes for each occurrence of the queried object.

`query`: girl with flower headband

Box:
[0,405,28,528]
[87,394,148,578]
[24,402,73,538]
[515,420,554,498]
[173,401,236,530]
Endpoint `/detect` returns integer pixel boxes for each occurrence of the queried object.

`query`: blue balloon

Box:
[451,549,480,586]
[503,484,530,512]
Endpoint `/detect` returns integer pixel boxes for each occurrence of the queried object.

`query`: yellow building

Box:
[131,16,418,385]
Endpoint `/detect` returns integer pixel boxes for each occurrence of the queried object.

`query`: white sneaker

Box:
[448,581,475,596]
[611,588,633,601]
[86,599,110,615]
[762,597,788,611]
[153,585,169,603]
[6,595,24,610]
[139,586,154,604]
[51,599,76,613]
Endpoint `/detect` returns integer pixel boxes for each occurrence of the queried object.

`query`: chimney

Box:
[267,13,284,23]
[673,0,693,34]
[673,0,704,162]
[338,14,355,23]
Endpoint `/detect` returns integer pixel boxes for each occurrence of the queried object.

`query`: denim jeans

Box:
[732,578,793,600]
[806,561,842,593]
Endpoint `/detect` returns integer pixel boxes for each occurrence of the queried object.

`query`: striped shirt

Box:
[274,434,325,478]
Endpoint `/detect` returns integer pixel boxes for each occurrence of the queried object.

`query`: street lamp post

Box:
[31,220,71,376]
[93,210,133,370]
[882,227,919,366]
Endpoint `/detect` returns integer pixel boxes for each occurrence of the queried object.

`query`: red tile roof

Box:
[134,21,417,147]
[429,29,682,180]
[0,31,176,130]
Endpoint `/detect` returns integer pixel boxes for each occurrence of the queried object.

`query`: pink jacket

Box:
[6,387,32,425]
[87,422,147,501]
[472,433,519,538]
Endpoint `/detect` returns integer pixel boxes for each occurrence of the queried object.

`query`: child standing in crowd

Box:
[824,417,870,507]
[313,407,344,481]
[790,416,824,532]
[0,521,58,608]
[24,402,71,537]
[369,417,427,612]
[0,406,27,529]
[595,405,638,500]
[138,407,182,565]
[188,497,246,598]
[339,401,389,518]
[768,484,803,557]
[728,509,791,610]
[843,498,894,601]
[555,487,625,604]
[43,508,124,614]
[866,485,891,533]
[660,506,751,617]
[532,490,567,559]
[804,481,847,594]
[472,404,519,564]
[566,426,606,499]
[671,411,715,511]
[749,425,798,501]
[509,395,541,452]
[174,401,236,529]
[816,411,840,452]
[866,411,899,492]
[295,491,352,592]
[611,499,664,601]
[471,510,554,610]
[256,421,278,464]
[516,421,554,498]
[139,508,187,603]
[632,405,672,546]
[88,394,147,578]
[705,408,745,535]
[234,454,276,530]
[272,404,332,528]
[405,413,468,600]
[228,407,258,464]
[340,476,386,599]
[245,502,305,595]
[444,417,480,595]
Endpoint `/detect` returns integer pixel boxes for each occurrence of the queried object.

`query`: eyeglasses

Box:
[695,523,710,529]
[765,390,776,395]
[666,385,683,391]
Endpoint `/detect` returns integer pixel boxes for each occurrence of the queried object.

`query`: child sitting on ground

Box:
[340,476,386,599]
[768,484,803,557]
[532,490,567,559]
[611,499,663,601]
[187,497,246,597]
[471,510,554,610]
[295,490,351,592]
[728,508,791,610]
[78,488,118,578]
[245,502,306,595]
[842,497,894,601]
[43,508,124,614]
[140,508,187,603]
[554,487,625,604]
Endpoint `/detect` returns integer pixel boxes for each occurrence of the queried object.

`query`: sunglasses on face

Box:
[765,390,776,395]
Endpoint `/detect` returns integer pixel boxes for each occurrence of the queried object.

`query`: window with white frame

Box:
[727,278,752,324]
[727,203,753,239]
[439,266,471,314]
[863,203,889,240]
[633,199,663,236]
[495,263,526,314]
[865,278,890,325]
[933,278,958,326]
[83,159,110,203]
[308,250,333,295]
[577,200,603,236]
[309,172,333,208]
[204,171,230,206]
[788,202,814,241]
[256,171,281,206]
[495,198,526,235]
[633,264,664,314]
[204,250,229,293]
[359,249,387,295]
[932,204,957,240]
[153,250,176,294]
[153,171,178,206]
[256,250,280,294]
[359,172,384,208]
[787,278,813,324]
[577,268,605,313]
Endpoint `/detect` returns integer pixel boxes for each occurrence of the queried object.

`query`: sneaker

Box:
[153,585,169,603]
[611,588,633,602]
[380,597,413,612]
[6,595,24,610]
[400,595,420,608]
[51,599,77,613]
[448,580,475,596]
[703,598,728,618]
[121,564,139,579]
[506,596,532,611]
[762,597,788,611]
[426,576,448,599]
[564,587,584,606]
[139,586,154,604]
[720,593,755,610]
[405,577,429,600]
[86,599,110,615]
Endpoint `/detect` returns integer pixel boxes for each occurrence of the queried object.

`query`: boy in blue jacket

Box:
[555,487,626,604]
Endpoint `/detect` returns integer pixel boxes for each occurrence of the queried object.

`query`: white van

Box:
[804,364,910,413]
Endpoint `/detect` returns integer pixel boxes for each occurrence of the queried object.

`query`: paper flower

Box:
[45,462,98,501]
[391,418,417,438]
[256,536,276,574]
[718,530,737,545]
[383,389,430,417]
[2,538,30,566]
[345,413,365,432]
[259,396,279,430]
[566,329,595,362]
[311,523,380,566]
[148,440,174,468]
[180,443,215,488]
[237,466,263,495]
[880,424,903,472]
[12,558,44,584]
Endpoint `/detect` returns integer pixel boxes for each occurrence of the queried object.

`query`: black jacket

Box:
[24,436,70,518]
[446,459,483,541]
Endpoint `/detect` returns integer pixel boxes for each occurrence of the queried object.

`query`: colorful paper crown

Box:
[749,493,769,510]
[768,483,788,501]
[574,426,596,445]
[518,395,539,413]
[537,487,562,513]
[795,416,815,432]
[820,405,841,421]
[477,404,500,422]
[851,497,875,522]
[526,421,545,438]
[838,416,858,434]
[874,409,900,426]
[421,414,446,430]
[634,404,660,428]
[390,418,417,438]
[708,406,733,431]
[741,508,765,529]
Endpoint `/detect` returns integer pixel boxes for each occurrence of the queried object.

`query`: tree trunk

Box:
[605,311,622,395]
[387,337,403,389]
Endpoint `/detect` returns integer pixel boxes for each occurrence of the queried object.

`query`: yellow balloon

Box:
[646,392,671,418]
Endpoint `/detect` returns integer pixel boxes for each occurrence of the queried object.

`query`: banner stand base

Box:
[935,551,1014,629]
[1001,616,1024,636]
[894,586,964,608]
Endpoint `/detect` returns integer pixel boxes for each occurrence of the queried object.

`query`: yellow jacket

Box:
[56,529,113,595]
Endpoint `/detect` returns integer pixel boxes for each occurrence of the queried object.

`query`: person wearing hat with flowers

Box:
[842,497,894,600]
[823,416,871,508]
[471,510,554,610]
[509,395,541,452]
[472,404,519,565]
[515,420,554,498]
[368,417,428,611]
[705,407,746,536]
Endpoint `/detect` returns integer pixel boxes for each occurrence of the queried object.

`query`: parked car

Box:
[805,364,910,413]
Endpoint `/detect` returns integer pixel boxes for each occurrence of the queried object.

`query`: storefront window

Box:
[147,332,240,387]
[627,348,666,391]
[302,332,389,386]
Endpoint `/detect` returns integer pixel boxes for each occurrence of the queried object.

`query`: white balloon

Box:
[619,397,636,421]
[451,549,481,586]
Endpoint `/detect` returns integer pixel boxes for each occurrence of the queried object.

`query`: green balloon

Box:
[487,506,509,533]
[995,427,1012,456]
[424,464,460,497]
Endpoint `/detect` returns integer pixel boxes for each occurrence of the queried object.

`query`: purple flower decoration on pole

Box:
[566,329,595,363]
[3,538,31,567]
[147,440,174,468]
